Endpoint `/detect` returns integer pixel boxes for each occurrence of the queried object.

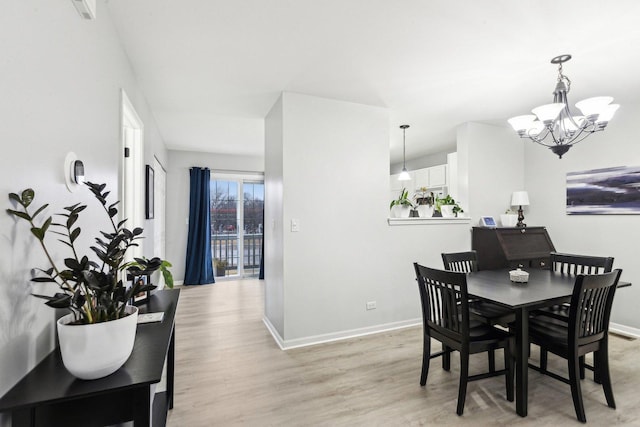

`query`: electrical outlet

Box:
[291,219,300,232]
[366,301,377,310]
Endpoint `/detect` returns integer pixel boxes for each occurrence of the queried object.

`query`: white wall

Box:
[264,93,471,347]
[524,103,640,329]
[457,122,526,223]
[166,150,264,282]
[390,150,451,174]
[0,1,167,422]
[264,96,285,336]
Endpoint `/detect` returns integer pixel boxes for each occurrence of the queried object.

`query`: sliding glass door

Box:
[210,175,264,278]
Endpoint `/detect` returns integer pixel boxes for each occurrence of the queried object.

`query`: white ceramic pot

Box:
[397,205,411,218]
[57,305,138,380]
[416,204,434,218]
[440,205,456,218]
[500,214,518,227]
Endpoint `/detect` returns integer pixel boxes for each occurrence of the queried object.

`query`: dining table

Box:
[465,268,622,417]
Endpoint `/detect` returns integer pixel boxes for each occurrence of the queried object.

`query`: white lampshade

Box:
[398,168,411,181]
[508,115,536,132]
[511,191,530,206]
[575,96,613,118]
[532,103,565,123]
[596,103,620,123]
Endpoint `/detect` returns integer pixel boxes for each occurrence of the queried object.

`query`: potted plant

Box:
[500,208,518,227]
[414,187,434,218]
[214,258,228,277]
[435,194,464,218]
[6,182,173,380]
[390,188,413,218]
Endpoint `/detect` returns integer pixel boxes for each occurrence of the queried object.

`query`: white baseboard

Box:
[262,317,422,350]
[262,316,285,350]
[173,280,184,287]
[609,322,640,339]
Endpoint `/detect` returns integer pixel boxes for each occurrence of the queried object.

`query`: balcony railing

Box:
[211,232,263,277]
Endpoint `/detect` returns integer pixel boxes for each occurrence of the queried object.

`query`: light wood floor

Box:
[167,279,640,426]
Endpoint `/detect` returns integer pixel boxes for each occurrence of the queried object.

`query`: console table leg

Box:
[133,386,151,427]
[168,328,175,410]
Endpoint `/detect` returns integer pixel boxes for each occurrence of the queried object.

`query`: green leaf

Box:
[108,208,117,218]
[30,227,44,241]
[41,216,52,234]
[31,277,57,283]
[132,227,143,236]
[67,213,78,228]
[31,204,49,219]
[21,189,34,207]
[8,192,21,204]
[70,227,81,243]
[6,209,31,221]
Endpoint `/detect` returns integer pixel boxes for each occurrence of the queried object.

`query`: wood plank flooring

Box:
[167,279,640,426]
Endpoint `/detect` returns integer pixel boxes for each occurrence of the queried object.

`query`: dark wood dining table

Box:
[466,268,583,417]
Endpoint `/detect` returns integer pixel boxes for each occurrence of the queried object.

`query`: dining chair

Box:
[528,269,622,423]
[413,262,514,416]
[442,251,516,373]
[533,252,614,379]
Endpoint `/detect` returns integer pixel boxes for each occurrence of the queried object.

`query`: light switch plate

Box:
[291,219,300,232]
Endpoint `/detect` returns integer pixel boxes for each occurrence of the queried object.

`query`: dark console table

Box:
[472,226,556,270]
[0,289,180,427]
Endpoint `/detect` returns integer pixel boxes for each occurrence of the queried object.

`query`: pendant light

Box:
[398,124,411,181]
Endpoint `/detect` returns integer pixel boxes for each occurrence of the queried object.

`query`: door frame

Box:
[120,89,144,260]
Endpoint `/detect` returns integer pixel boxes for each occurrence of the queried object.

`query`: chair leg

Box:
[540,348,548,373]
[442,343,451,371]
[593,351,601,384]
[598,341,616,409]
[505,345,514,402]
[579,356,586,380]
[488,349,496,373]
[568,353,587,423]
[420,333,431,386]
[457,350,469,416]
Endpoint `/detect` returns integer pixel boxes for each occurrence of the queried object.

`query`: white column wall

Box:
[263,93,472,347]
[264,96,285,336]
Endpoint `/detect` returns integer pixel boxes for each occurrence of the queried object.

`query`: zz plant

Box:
[7,182,172,324]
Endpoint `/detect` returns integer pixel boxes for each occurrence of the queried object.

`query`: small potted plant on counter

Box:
[435,194,464,218]
[390,188,413,218]
[413,187,434,218]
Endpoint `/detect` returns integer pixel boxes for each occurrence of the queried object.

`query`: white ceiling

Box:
[105,0,640,163]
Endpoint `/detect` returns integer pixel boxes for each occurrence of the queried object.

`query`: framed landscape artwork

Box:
[567,166,640,214]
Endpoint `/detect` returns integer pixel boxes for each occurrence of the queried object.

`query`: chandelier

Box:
[508,54,619,158]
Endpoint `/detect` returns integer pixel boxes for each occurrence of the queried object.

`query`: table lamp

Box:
[511,191,530,228]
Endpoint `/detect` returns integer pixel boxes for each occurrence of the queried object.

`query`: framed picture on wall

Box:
[146,165,154,219]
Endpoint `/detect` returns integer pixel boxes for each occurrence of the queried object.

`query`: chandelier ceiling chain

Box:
[508,54,619,159]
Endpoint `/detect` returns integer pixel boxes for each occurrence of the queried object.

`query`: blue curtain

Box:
[184,167,214,285]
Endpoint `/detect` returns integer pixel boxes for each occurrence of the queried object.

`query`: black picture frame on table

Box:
[130,273,151,305]
[145,165,154,219]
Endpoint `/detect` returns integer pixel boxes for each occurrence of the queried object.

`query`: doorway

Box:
[210,173,264,278]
